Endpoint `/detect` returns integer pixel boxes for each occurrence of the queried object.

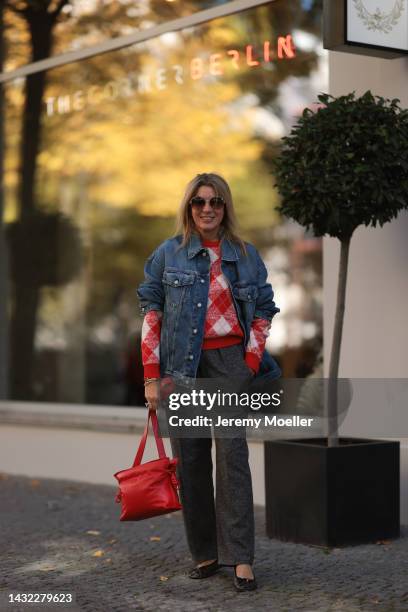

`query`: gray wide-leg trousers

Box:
[169,343,255,566]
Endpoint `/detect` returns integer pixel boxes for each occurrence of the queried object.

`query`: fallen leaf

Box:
[63,485,79,493]
[108,539,117,544]
[105,558,112,563]
[86,530,101,536]
[376,540,391,545]
[160,576,169,581]
[92,550,104,557]
[150,536,161,542]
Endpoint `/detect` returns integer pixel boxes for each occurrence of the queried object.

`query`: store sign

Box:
[45,35,296,116]
[346,0,408,52]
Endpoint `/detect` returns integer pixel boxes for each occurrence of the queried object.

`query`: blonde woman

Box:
[137,172,280,592]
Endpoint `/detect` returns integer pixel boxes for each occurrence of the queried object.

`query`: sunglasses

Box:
[190,196,225,210]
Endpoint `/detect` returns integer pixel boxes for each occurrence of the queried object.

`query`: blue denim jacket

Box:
[137,234,281,385]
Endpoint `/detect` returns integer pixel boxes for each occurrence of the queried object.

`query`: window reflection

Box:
[3,0,243,73]
[1,1,326,404]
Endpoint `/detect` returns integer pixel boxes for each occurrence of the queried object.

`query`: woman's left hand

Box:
[144,380,160,411]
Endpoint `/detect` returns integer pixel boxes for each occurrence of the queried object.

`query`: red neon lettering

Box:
[263,40,271,62]
[277,35,295,59]
[246,45,260,67]
[190,57,204,80]
[209,53,223,76]
[226,49,240,69]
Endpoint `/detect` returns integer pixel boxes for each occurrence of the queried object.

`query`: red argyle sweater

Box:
[141,240,271,378]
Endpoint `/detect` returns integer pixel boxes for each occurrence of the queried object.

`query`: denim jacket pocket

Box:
[232,284,258,303]
[163,269,196,309]
[162,269,196,288]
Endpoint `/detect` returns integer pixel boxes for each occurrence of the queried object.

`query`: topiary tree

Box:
[273,90,408,446]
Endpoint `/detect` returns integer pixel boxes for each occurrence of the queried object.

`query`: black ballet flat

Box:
[188,559,220,579]
[233,566,257,592]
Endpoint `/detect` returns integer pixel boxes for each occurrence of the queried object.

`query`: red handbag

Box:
[114,408,182,521]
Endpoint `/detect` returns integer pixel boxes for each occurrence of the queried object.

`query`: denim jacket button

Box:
[193,328,198,334]
[197,302,202,308]
[188,355,194,360]
[174,279,179,285]
[200,279,205,284]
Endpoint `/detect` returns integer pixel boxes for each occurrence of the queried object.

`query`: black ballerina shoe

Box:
[188,559,220,579]
[233,566,257,592]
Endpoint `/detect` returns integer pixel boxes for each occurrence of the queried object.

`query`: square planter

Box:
[264,437,400,547]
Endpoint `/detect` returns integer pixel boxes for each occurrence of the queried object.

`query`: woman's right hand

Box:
[144,380,160,411]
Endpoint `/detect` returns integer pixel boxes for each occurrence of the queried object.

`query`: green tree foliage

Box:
[274,91,408,240]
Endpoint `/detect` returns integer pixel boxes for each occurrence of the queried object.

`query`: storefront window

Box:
[0,0,326,404]
[3,0,244,73]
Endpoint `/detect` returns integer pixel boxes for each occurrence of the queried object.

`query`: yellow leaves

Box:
[205,23,241,48]
[159,576,169,582]
[149,536,161,542]
[86,532,116,559]
[37,150,66,172]
[31,45,266,217]
[5,15,281,233]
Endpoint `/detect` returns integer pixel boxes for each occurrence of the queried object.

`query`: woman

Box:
[137,172,280,592]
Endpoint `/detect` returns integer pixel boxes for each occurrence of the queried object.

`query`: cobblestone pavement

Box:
[0,474,407,612]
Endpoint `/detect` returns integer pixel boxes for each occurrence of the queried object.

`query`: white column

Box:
[326,52,408,524]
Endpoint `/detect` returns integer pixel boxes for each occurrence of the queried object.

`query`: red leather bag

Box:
[114,408,182,521]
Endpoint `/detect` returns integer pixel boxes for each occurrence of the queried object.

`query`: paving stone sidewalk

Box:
[0,474,407,612]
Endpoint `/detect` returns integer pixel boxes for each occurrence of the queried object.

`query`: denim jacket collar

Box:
[186,232,239,261]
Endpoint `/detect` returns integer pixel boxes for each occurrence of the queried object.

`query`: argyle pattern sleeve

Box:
[245,317,271,374]
[141,310,162,378]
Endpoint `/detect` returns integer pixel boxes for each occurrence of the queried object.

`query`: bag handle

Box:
[133,408,166,467]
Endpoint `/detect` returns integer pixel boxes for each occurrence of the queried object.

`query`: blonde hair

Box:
[174,172,247,254]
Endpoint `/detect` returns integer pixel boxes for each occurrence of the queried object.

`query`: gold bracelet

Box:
[144,377,159,386]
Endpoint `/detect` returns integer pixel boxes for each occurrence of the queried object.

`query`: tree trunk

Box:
[0,3,9,399]
[10,13,53,398]
[327,237,351,447]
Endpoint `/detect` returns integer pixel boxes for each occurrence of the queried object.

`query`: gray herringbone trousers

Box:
[169,343,255,566]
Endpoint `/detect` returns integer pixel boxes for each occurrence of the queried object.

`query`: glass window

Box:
[4,0,241,73]
[0,0,326,405]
